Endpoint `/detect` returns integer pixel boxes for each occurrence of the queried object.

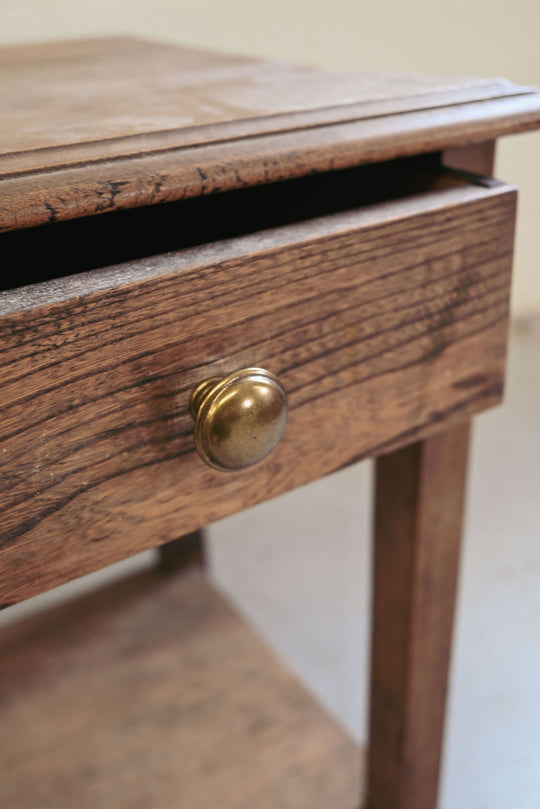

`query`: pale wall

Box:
[2,0,539,315]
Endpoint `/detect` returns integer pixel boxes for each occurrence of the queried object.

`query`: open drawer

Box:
[0,157,516,604]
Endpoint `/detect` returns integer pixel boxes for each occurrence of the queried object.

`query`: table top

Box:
[1,37,540,231]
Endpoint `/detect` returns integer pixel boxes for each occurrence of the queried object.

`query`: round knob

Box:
[189,368,288,472]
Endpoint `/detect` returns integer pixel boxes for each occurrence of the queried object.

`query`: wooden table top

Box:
[1,36,540,231]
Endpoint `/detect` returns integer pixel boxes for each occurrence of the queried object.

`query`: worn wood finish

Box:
[0,158,469,290]
[2,38,533,159]
[0,567,362,809]
[1,39,537,809]
[1,37,539,231]
[366,422,470,809]
[0,177,516,606]
[365,143,497,809]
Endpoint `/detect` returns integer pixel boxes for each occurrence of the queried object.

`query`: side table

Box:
[1,37,539,809]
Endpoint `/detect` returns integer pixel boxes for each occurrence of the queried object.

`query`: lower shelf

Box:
[0,567,362,809]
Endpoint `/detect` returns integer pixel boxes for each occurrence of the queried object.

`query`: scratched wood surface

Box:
[1,36,539,230]
[0,171,516,606]
[0,567,362,809]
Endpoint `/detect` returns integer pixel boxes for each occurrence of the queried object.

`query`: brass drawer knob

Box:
[190,368,288,472]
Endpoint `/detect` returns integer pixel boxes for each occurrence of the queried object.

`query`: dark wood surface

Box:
[366,422,470,809]
[0,567,362,809]
[157,529,206,574]
[364,142,497,809]
[0,174,516,605]
[0,38,536,809]
[1,37,539,230]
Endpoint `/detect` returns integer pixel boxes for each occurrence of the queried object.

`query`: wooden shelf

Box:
[0,568,362,809]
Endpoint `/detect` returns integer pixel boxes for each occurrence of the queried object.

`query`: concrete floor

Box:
[2,319,539,808]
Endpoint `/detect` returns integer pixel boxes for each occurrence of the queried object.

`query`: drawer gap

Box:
[1,153,471,292]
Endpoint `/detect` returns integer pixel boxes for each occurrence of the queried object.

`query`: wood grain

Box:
[1,37,539,231]
[364,143,497,809]
[3,37,525,160]
[365,423,470,809]
[0,175,516,605]
[0,567,362,809]
[0,157,466,290]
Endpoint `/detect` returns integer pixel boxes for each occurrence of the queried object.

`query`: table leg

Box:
[157,529,206,574]
[365,422,471,809]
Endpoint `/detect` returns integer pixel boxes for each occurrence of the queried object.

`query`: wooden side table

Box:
[1,37,539,809]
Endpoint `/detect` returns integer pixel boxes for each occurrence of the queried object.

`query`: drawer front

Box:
[0,178,516,604]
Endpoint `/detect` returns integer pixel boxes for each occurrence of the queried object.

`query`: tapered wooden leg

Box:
[157,529,206,574]
[365,422,471,809]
